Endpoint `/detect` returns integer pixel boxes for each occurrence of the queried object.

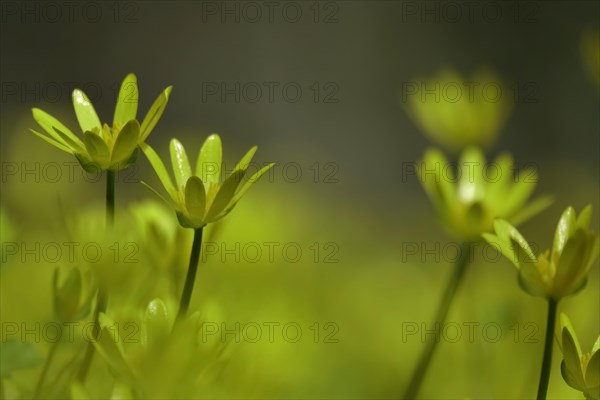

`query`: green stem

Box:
[402,242,472,400]
[177,227,204,321]
[33,339,60,398]
[537,298,558,400]
[76,170,114,382]
[76,290,107,382]
[106,170,115,227]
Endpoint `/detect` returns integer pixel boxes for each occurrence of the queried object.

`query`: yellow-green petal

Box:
[230,163,274,207]
[184,176,206,223]
[586,350,600,392]
[170,138,191,190]
[113,73,138,130]
[32,108,79,147]
[561,319,586,390]
[554,207,577,259]
[111,120,140,165]
[233,146,257,173]
[508,195,554,227]
[502,168,538,218]
[72,89,101,134]
[575,205,593,231]
[83,131,110,166]
[205,170,245,222]
[140,86,172,141]
[458,146,485,204]
[141,144,175,199]
[197,134,223,185]
[30,128,72,153]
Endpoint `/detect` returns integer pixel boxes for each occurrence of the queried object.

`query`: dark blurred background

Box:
[1,1,599,399]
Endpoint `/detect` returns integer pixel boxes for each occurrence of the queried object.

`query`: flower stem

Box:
[537,298,558,400]
[33,339,60,398]
[403,242,472,400]
[177,227,204,321]
[106,169,115,227]
[76,170,114,382]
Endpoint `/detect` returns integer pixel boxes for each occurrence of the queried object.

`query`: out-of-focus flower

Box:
[142,135,273,229]
[31,73,172,171]
[404,69,512,152]
[418,146,551,240]
[53,266,94,322]
[92,299,231,397]
[557,313,599,399]
[483,206,599,300]
[581,28,600,86]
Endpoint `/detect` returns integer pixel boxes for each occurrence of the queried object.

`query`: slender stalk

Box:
[177,227,204,321]
[76,170,114,381]
[403,242,472,400]
[537,298,558,400]
[33,339,60,398]
[106,169,115,227]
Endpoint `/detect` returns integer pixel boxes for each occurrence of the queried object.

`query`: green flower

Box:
[483,206,599,300]
[404,69,512,152]
[558,313,599,399]
[31,73,172,171]
[142,135,274,229]
[418,146,552,240]
[53,266,94,322]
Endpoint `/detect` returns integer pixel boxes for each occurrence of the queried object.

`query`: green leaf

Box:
[205,170,246,222]
[229,163,274,208]
[184,176,206,223]
[113,73,138,129]
[30,128,72,153]
[170,138,192,190]
[197,134,223,185]
[0,339,41,378]
[141,143,175,199]
[83,131,110,166]
[32,108,80,147]
[111,120,140,165]
[72,89,101,133]
[140,86,172,141]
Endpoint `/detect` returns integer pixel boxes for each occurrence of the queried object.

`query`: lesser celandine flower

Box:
[483,205,599,300]
[92,299,231,397]
[142,134,273,319]
[142,135,273,229]
[31,73,172,172]
[53,266,94,322]
[418,146,552,240]
[558,314,599,399]
[483,206,598,399]
[404,69,512,152]
[405,145,551,399]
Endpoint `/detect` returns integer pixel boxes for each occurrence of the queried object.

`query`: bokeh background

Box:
[1,1,599,398]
